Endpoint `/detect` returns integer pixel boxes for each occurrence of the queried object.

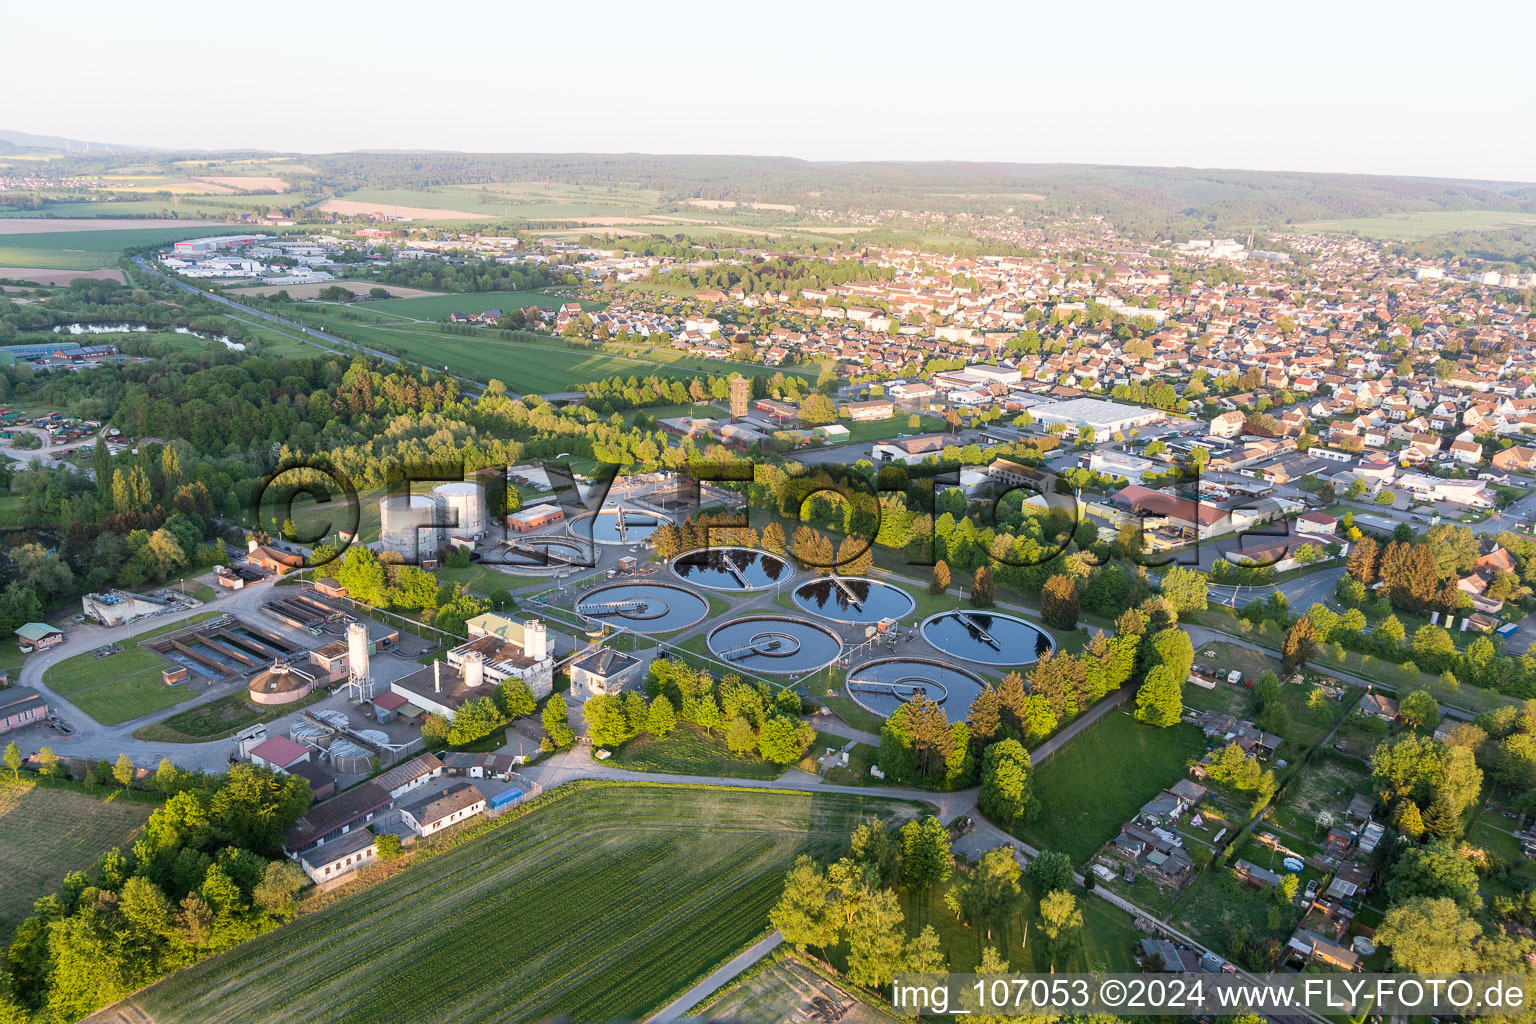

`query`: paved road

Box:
[647,930,784,1024]
[12,577,405,772]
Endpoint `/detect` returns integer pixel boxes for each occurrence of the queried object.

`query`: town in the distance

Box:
[0,139,1534,1024]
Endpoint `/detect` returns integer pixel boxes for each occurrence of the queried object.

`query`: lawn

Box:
[0,781,153,941]
[113,783,918,1024]
[0,226,244,270]
[63,668,198,726]
[45,611,222,691]
[1013,710,1208,864]
[368,290,600,320]
[605,722,784,779]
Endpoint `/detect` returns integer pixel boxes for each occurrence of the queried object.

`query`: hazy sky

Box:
[8,0,1533,182]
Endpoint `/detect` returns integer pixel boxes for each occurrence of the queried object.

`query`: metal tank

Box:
[346,621,370,679]
[379,494,437,562]
[432,481,487,539]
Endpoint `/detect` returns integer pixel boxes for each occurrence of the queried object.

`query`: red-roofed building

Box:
[250,735,311,772]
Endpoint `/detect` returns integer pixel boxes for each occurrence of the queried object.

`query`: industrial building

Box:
[13,622,63,653]
[390,613,556,717]
[506,503,565,533]
[0,686,47,734]
[569,646,643,698]
[81,589,174,627]
[398,781,486,838]
[1030,398,1164,436]
[171,234,271,255]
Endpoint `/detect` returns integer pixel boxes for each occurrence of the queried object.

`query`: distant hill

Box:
[0,129,167,154]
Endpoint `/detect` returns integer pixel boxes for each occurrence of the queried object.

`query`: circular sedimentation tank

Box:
[289,720,331,747]
[670,546,794,591]
[567,508,669,545]
[846,657,987,722]
[314,708,350,729]
[791,577,916,624]
[379,494,437,562]
[355,728,389,746]
[575,581,709,634]
[918,611,1054,667]
[707,615,842,675]
[496,536,595,574]
[328,739,373,775]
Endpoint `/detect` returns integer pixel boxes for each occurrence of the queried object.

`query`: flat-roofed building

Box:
[1031,397,1164,435]
[506,503,565,533]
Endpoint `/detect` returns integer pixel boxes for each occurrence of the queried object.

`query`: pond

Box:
[53,323,244,350]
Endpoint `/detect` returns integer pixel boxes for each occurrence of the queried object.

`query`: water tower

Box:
[345,620,374,703]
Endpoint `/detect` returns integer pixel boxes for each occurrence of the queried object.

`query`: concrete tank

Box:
[328,739,373,775]
[432,481,487,540]
[379,494,437,562]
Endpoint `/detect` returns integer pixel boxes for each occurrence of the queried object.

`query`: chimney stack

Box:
[434,660,441,694]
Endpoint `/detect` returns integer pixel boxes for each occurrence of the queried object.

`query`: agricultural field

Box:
[0,781,153,940]
[1290,209,1536,240]
[109,783,918,1024]
[0,225,243,271]
[224,281,446,301]
[1013,710,1207,863]
[367,290,598,320]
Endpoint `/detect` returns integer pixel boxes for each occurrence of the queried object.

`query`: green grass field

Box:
[0,226,246,270]
[0,781,153,941]
[43,612,221,725]
[1014,711,1207,863]
[1290,209,1536,240]
[61,668,198,726]
[281,306,810,389]
[113,783,918,1024]
[367,290,599,320]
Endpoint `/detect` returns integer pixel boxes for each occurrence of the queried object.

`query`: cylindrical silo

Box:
[433,481,487,539]
[379,494,436,562]
[346,621,370,679]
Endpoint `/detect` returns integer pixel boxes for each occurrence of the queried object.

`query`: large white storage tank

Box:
[346,621,370,679]
[379,494,436,562]
[432,481,487,539]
